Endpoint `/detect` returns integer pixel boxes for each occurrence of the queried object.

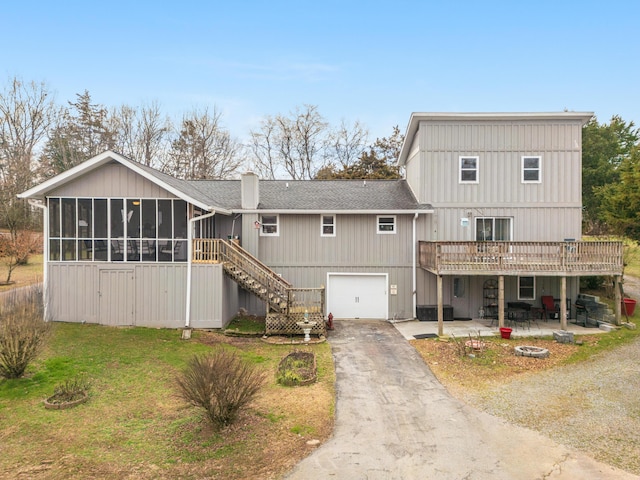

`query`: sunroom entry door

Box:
[327,274,388,319]
[99,269,135,326]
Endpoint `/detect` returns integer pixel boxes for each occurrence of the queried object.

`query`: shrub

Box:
[0,286,50,379]
[49,375,92,404]
[276,350,317,386]
[176,347,266,430]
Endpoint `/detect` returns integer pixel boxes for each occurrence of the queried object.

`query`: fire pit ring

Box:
[514,345,550,358]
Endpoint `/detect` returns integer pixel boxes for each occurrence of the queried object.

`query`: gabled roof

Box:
[18,151,230,214]
[397,111,594,166]
[19,150,432,214]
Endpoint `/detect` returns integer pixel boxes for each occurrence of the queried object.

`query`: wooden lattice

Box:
[266,312,326,336]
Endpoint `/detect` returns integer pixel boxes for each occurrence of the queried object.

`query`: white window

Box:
[476,217,512,241]
[321,214,335,237]
[260,214,279,236]
[459,156,479,183]
[377,215,396,234]
[518,276,535,300]
[522,156,541,183]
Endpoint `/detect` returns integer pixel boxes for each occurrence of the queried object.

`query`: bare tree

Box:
[0,76,56,229]
[110,100,171,167]
[328,119,369,170]
[163,107,243,179]
[249,105,330,179]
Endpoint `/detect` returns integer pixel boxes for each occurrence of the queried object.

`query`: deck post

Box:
[437,275,443,337]
[615,275,622,325]
[560,276,567,330]
[498,275,504,328]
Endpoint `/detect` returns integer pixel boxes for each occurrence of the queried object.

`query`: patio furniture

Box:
[541,295,560,320]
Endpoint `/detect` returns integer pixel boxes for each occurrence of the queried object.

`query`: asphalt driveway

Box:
[284,319,634,480]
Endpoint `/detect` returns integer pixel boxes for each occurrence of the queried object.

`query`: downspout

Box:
[412,212,419,319]
[28,199,48,321]
[185,210,217,328]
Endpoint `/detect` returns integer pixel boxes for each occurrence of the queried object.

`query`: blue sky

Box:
[2,1,639,142]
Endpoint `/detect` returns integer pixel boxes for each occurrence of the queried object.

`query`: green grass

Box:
[224,314,266,334]
[0,322,334,479]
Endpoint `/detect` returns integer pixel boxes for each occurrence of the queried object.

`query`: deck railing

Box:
[418,240,624,276]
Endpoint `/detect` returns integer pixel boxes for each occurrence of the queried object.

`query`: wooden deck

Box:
[419,240,624,276]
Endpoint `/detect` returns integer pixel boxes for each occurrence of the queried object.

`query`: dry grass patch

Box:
[410,335,599,396]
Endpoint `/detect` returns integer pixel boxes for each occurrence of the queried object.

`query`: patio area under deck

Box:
[418,240,625,336]
[393,317,610,341]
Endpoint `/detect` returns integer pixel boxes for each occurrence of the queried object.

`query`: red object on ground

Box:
[326,312,334,330]
[499,327,512,339]
[622,298,636,316]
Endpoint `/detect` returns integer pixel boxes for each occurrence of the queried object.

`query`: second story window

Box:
[321,215,335,237]
[522,156,541,183]
[459,156,479,183]
[260,214,279,236]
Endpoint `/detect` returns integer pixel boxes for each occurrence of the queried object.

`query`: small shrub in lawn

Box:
[176,347,266,430]
[276,350,317,386]
[48,374,92,404]
[0,286,50,379]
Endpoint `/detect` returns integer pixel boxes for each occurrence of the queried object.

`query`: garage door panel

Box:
[327,274,387,319]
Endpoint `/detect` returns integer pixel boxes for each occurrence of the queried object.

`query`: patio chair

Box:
[541,295,560,320]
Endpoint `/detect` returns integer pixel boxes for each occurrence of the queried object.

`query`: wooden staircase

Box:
[193,238,325,335]
[216,240,293,313]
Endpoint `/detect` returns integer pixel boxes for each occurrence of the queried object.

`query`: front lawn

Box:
[0,323,334,479]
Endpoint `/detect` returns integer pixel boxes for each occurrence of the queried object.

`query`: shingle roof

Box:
[187,179,432,212]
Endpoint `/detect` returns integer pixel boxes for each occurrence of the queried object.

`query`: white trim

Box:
[377,215,396,234]
[521,155,542,183]
[320,214,336,237]
[259,214,279,236]
[18,150,228,215]
[239,209,434,215]
[475,217,513,242]
[459,156,479,184]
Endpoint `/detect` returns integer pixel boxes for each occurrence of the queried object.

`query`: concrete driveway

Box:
[284,319,635,480]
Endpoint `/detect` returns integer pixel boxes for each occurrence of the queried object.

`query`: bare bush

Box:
[0,286,50,378]
[176,347,266,430]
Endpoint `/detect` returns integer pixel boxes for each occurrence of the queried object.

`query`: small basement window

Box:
[518,276,535,300]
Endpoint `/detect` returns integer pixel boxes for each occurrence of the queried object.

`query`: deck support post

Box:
[560,276,567,330]
[614,275,622,325]
[498,275,504,328]
[437,275,443,337]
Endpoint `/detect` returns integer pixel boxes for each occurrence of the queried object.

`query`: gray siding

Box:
[407,119,583,208]
[50,163,176,198]
[260,214,415,268]
[433,206,582,242]
[249,213,428,319]
[48,262,232,329]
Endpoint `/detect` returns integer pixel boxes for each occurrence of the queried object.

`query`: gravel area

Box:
[463,277,640,475]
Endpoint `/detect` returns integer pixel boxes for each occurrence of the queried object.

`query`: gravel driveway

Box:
[464,277,640,475]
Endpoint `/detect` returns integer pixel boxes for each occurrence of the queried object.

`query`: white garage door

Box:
[327,274,388,319]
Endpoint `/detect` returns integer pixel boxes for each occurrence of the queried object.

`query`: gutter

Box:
[412,213,419,319]
[185,210,218,328]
